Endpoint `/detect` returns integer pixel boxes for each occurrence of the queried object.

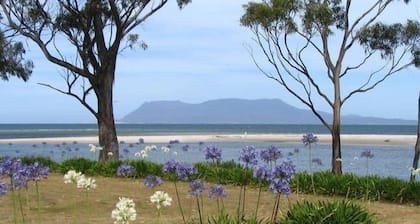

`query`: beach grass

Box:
[1,173,419,224]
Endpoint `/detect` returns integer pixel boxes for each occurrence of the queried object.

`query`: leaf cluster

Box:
[359,20,420,66]
[282,200,377,224]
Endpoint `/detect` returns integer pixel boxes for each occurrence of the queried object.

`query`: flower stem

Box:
[35,181,41,224]
[173,181,186,224]
[196,196,203,224]
[255,183,262,217]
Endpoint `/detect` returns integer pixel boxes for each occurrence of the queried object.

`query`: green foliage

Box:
[282,200,377,224]
[60,158,97,174]
[0,31,33,81]
[292,172,420,205]
[127,160,163,177]
[206,210,266,224]
[20,156,60,172]
[194,161,254,185]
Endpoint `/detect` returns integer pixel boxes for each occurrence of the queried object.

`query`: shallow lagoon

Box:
[0,140,415,181]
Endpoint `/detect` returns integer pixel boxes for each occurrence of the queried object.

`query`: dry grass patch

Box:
[0,173,419,223]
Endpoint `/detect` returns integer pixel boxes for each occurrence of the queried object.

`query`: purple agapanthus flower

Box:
[189,179,206,196]
[208,184,227,199]
[182,144,190,152]
[260,145,282,164]
[205,145,222,163]
[163,160,196,180]
[117,164,136,177]
[361,150,374,159]
[312,158,323,166]
[253,165,272,182]
[163,159,179,174]
[239,146,258,167]
[28,162,50,182]
[302,133,318,146]
[272,160,296,182]
[269,178,291,195]
[0,157,31,190]
[144,175,163,188]
[0,181,8,196]
[175,162,197,181]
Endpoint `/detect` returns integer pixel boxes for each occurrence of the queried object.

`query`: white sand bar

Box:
[0,134,416,146]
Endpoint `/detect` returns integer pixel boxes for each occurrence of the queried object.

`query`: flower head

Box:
[410,167,420,176]
[189,179,206,196]
[253,165,272,181]
[111,197,136,224]
[163,160,196,180]
[239,146,258,167]
[28,162,49,182]
[0,181,8,196]
[64,170,83,184]
[117,164,136,177]
[150,191,172,210]
[76,176,96,190]
[269,178,291,195]
[208,184,227,199]
[272,160,295,182]
[134,150,148,159]
[0,157,31,189]
[302,133,318,146]
[182,144,190,152]
[143,175,163,188]
[260,145,282,164]
[89,144,102,153]
[205,145,222,163]
[161,146,171,154]
[312,158,323,166]
[361,150,374,159]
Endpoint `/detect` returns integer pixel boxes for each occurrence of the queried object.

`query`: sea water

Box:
[0,124,417,180]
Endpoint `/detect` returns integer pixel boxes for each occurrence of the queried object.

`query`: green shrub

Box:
[20,156,60,172]
[60,158,96,174]
[281,200,377,224]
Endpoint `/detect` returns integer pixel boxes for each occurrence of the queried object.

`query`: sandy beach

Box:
[0,133,416,146]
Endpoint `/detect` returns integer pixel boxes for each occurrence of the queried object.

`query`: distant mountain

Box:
[120,99,415,125]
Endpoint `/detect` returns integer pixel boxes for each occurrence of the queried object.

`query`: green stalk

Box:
[255,183,262,217]
[35,181,41,224]
[173,181,186,224]
[196,196,203,224]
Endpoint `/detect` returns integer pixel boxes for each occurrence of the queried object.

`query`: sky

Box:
[0,0,419,123]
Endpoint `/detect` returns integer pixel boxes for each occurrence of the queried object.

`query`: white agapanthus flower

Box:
[409,167,420,176]
[150,191,172,210]
[89,144,103,152]
[173,151,178,156]
[161,146,170,154]
[64,170,83,184]
[144,145,158,152]
[134,150,148,159]
[77,176,97,190]
[111,197,137,224]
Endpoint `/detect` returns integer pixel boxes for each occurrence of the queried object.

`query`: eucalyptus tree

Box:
[0,0,191,161]
[0,26,32,81]
[241,0,420,174]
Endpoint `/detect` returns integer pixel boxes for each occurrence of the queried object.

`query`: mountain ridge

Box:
[120,99,415,125]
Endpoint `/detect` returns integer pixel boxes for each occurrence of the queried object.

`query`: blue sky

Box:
[0,0,419,123]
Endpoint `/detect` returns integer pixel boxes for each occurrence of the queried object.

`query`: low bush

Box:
[281,200,377,224]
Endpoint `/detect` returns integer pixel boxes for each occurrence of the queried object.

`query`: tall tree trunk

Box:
[332,71,343,175]
[332,102,342,174]
[94,72,119,161]
[410,92,420,181]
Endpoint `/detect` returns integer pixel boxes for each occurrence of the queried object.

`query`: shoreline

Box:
[0,134,416,146]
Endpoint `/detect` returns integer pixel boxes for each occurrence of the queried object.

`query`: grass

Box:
[1,173,419,224]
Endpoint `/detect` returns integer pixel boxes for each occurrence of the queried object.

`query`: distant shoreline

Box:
[0,134,416,146]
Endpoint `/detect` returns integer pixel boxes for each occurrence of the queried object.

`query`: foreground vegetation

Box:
[0,143,420,224]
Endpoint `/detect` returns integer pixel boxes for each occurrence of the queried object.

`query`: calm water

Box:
[0,123,417,139]
[0,124,417,180]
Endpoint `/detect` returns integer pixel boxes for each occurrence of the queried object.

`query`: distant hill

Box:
[120,99,415,125]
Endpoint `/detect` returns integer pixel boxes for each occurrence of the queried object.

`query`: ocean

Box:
[0,123,418,181]
[0,123,417,139]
